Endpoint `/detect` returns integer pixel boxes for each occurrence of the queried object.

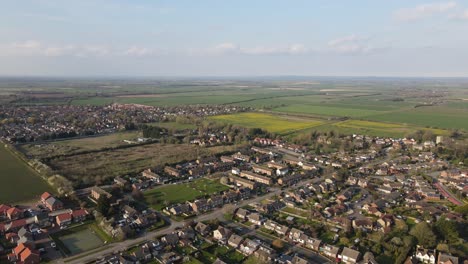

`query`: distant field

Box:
[47,143,240,186]
[18,131,142,159]
[366,106,468,130]
[333,120,449,137]
[144,178,229,210]
[273,104,386,118]
[147,121,197,130]
[0,144,53,203]
[209,112,325,134]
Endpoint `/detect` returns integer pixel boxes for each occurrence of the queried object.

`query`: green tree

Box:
[409,222,436,248]
[97,196,111,217]
[435,217,459,244]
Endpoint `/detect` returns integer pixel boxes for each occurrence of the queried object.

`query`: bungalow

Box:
[254,245,277,263]
[288,228,304,242]
[227,234,243,248]
[340,247,361,264]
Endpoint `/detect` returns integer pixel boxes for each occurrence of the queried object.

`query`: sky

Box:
[1,0,468,77]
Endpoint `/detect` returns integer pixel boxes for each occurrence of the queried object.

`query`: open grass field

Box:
[146,121,197,130]
[47,143,240,185]
[51,224,105,255]
[0,144,53,203]
[144,178,229,210]
[273,104,386,117]
[209,112,325,134]
[17,131,142,159]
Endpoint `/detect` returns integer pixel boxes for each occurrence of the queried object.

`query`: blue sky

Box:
[1,0,468,77]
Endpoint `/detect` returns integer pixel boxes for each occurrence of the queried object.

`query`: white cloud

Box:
[328,35,374,55]
[203,43,308,56]
[394,1,457,21]
[122,46,156,57]
[0,40,160,58]
[450,9,468,20]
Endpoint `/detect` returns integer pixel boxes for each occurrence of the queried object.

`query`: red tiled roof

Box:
[41,192,52,201]
[6,232,18,240]
[6,207,23,216]
[56,213,72,222]
[19,247,40,263]
[7,219,28,230]
[13,243,27,256]
[0,204,11,214]
[71,209,88,218]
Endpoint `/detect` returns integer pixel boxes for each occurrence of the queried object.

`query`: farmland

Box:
[0,143,53,203]
[209,112,325,134]
[46,143,240,186]
[144,178,229,210]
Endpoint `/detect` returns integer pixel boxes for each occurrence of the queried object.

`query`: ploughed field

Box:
[0,144,53,203]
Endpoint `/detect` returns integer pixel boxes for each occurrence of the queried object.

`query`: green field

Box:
[146,121,197,130]
[273,104,386,117]
[0,144,53,203]
[144,178,229,210]
[209,112,325,134]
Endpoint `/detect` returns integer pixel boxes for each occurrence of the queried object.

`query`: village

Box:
[0,129,466,264]
[0,104,249,143]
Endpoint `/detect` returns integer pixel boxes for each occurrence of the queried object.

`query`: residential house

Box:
[162,233,179,246]
[71,209,88,222]
[321,244,341,260]
[56,213,72,227]
[415,246,436,264]
[114,177,128,186]
[227,234,243,249]
[6,207,24,220]
[90,186,112,201]
[213,226,232,244]
[8,243,40,264]
[0,204,11,218]
[305,237,322,251]
[278,174,301,186]
[164,166,181,177]
[44,196,63,211]
[235,208,248,221]
[190,199,211,213]
[239,171,272,185]
[340,247,361,264]
[229,175,258,190]
[437,253,459,264]
[195,222,211,236]
[247,212,263,226]
[239,238,260,255]
[251,164,274,176]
